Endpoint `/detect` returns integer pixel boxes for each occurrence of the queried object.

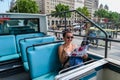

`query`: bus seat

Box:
[26,29,35,33]
[20,36,55,71]
[27,41,63,80]
[32,72,57,80]
[9,26,35,34]
[16,33,45,53]
[0,35,19,62]
[6,20,19,26]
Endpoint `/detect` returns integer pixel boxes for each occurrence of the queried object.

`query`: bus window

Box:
[0,18,39,35]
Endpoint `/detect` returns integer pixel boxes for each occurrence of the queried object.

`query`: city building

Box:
[35,0,99,27]
[99,4,109,10]
[35,0,76,27]
[10,0,16,10]
[36,0,74,14]
[92,0,99,15]
[104,4,109,10]
[84,0,99,17]
[9,0,99,27]
[74,0,84,9]
[74,0,84,23]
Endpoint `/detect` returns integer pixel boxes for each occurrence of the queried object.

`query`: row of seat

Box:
[17,33,64,80]
[25,40,102,80]
[15,33,65,80]
[0,33,100,80]
[0,35,19,62]
[18,33,102,80]
[0,32,62,80]
[9,26,36,35]
[19,36,55,71]
[26,41,63,80]
[0,33,45,62]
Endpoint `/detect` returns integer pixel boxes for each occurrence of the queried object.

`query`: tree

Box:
[94,9,109,18]
[108,11,120,23]
[51,3,71,27]
[51,3,71,18]
[77,7,90,17]
[10,0,39,13]
[94,9,120,24]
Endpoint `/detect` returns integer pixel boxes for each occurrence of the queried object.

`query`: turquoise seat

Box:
[33,72,58,80]
[20,36,55,71]
[27,41,63,80]
[0,35,19,62]
[16,33,45,53]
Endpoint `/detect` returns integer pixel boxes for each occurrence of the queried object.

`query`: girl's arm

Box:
[58,45,68,64]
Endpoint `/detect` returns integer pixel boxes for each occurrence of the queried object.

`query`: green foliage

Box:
[94,9,109,18]
[10,0,39,13]
[108,11,120,22]
[77,7,90,17]
[94,9,120,23]
[51,3,71,18]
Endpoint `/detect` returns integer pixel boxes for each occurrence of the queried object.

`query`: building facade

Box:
[35,0,76,27]
[84,0,99,17]
[36,0,74,14]
[74,0,84,9]
[35,0,98,27]
[10,0,16,11]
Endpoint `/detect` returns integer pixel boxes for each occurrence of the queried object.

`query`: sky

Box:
[0,0,12,13]
[0,0,120,13]
[99,0,120,13]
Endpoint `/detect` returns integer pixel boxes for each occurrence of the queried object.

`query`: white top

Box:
[70,45,87,57]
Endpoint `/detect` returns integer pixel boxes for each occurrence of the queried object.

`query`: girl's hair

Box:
[81,41,86,46]
[62,29,72,37]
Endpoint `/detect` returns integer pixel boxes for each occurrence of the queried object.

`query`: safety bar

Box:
[26,40,64,53]
[32,40,63,47]
[59,59,95,74]
[47,10,108,58]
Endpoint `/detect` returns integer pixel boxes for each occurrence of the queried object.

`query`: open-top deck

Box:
[0,11,120,80]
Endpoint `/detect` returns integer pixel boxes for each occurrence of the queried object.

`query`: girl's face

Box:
[63,32,74,44]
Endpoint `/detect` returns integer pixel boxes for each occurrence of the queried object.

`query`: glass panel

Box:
[107,41,120,60]
[47,10,120,62]
[0,18,39,35]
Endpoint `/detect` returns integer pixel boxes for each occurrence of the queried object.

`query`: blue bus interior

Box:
[0,11,120,80]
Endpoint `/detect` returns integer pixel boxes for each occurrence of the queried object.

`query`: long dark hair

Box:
[81,41,86,46]
[62,29,72,37]
[81,40,89,46]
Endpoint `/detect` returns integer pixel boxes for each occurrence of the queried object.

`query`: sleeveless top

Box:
[66,51,71,56]
[62,44,76,68]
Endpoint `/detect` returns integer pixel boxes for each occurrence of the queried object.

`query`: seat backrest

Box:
[0,35,17,56]
[27,41,63,79]
[20,36,55,62]
[16,33,45,53]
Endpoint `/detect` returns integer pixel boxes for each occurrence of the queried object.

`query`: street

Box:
[48,31,120,61]
[73,36,120,61]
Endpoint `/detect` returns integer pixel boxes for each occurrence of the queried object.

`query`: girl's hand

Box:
[82,54,88,59]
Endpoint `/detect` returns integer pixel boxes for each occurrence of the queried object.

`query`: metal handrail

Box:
[59,59,95,74]
[47,10,108,58]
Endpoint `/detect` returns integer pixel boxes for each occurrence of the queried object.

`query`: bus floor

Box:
[0,71,30,80]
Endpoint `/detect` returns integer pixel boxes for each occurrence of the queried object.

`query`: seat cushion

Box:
[27,42,63,79]
[33,71,58,80]
[23,62,29,71]
[16,33,45,53]
[20,36,55,71]
[0,53,20,62]
[0,35,17,56]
